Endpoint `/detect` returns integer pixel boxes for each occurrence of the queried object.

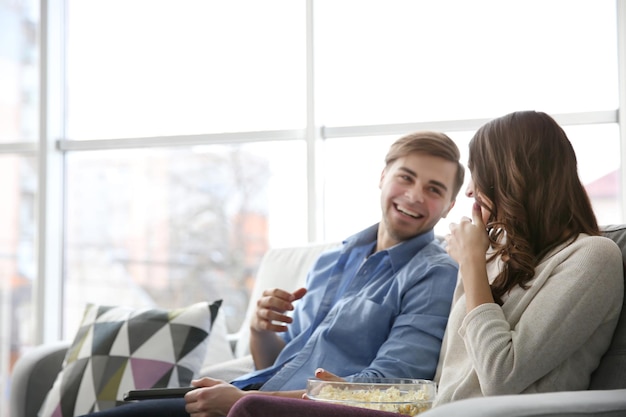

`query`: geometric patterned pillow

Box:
[37,300,222,417]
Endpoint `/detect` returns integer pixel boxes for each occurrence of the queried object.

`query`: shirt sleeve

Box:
[281,248,343,345]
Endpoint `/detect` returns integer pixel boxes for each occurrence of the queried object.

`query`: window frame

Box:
[0,0,621,348]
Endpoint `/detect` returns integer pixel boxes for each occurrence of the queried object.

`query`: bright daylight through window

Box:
[0,1,623,416]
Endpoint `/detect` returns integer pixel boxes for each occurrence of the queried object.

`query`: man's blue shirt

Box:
[230,223,458,391]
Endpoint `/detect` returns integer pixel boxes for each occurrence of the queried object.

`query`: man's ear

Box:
[378,167,386,189]
[441,199,456,218]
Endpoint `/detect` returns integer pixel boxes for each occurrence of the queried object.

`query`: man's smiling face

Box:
[378,152,457,248]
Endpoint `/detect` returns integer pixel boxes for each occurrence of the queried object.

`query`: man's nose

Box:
[405,186,424,202]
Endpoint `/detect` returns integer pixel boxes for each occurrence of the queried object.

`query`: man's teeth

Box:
[397,206,420,218]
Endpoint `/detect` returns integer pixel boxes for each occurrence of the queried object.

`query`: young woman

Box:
[225,110,624,416]
[434,110,623,403]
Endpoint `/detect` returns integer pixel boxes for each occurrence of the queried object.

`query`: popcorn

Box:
[313,384,433,416]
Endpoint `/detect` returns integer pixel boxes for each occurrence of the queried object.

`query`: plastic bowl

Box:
[306,377,436,416]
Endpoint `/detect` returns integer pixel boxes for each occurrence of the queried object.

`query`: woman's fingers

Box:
[314,368,345,382]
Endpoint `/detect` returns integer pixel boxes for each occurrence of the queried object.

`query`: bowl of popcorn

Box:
[306,377,436,416]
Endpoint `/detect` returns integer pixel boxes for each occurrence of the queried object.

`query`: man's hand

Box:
[185,377,247,417]
[302,368,346,399]
[249,287,307,369]
[250,287,307,333]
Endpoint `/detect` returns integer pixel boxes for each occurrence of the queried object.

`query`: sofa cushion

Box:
[418,388,626,417]
[200,306,234,371]
[38,300,222,417]
[590,225,626,389]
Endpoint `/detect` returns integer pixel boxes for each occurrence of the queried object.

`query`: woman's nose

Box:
[465,179,475,197]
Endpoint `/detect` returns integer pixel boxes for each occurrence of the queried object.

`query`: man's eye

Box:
[429,187,443,196]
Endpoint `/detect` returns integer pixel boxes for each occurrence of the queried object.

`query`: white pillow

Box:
[199,306,234,373]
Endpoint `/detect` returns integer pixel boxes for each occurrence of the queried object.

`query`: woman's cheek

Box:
[481,206,490,225]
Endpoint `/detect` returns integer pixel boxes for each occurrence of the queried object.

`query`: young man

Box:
[81,131,465,417]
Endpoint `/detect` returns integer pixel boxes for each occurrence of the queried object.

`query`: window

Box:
[0,1,39,415]
[66,0,306,139]
[315,0,618,126]
[64,142,307,334]
[322,124,622,242]
[0,1,38,143]
[1,1,624,416]
[0,155,37,417]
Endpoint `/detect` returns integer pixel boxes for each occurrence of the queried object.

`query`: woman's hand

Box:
[314,368,345,382]
[301,368,346,399]
[446,202,490,265]
[185,377,247,417]
[446,202,493,311]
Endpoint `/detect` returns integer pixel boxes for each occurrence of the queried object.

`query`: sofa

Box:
[10,226,626,417]
[10,241,339,417]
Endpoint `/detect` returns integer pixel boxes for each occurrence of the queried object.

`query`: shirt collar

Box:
[342,223,436,272]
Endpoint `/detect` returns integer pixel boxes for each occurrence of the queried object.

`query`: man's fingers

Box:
[292,287,307,301]
[190,377,223,388]
[261,287,296,300]
[258,307,293,324]
[257,294,295,313]
[253,287,306,333]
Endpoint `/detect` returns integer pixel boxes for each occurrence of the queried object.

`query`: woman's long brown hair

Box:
[468,111,599,305]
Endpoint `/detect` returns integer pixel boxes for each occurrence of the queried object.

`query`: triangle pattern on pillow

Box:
[108,321,132,357]
[91,355,128,397]
[92,322,125,355]
[130,357,176,389]
[171,323,209,360]
[38,300,222,417]
[60,358,90,417]
[127,310,170,354]
[132,324,176,361]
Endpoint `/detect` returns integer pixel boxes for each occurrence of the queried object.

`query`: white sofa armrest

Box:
[420,389,626,417]
[10,340,70,417]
